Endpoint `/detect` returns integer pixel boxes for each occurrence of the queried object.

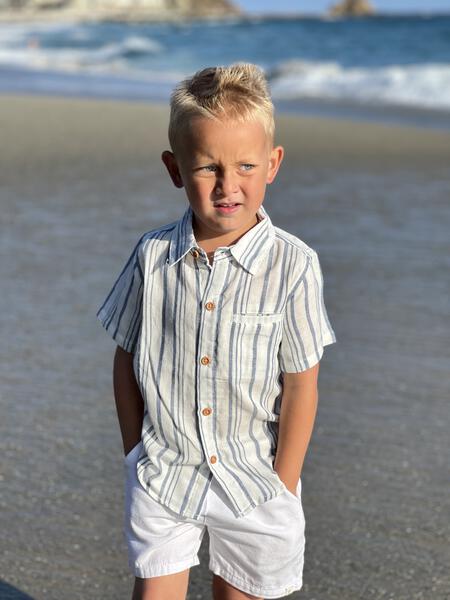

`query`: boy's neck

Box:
[194,212,261,254]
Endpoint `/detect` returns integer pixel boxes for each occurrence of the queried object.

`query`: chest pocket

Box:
[229,312,284,381]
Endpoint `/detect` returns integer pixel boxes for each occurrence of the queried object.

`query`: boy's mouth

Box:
[214,203,240,215]
[214,203,241,214]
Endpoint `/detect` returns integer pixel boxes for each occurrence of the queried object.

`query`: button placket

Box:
[195,259,228,474]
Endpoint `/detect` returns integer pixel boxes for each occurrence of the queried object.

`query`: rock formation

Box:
[328,0,376,17]
[0,0,241,22]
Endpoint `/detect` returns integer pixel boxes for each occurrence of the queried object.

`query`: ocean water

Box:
[0,14,450,127]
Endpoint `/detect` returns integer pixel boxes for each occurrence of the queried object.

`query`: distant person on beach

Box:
[97,62,336,600]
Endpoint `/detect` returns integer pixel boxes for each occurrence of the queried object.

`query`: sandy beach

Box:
[1,93,449,600]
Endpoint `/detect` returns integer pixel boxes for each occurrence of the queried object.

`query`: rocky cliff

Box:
[0,0,241,22]
[328,0,376,17]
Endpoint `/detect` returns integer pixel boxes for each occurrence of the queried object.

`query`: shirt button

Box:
[205,301,215,311]
[200,355,210,366]
[210,455,217,464]
[191,249,200,258]
[202,408,212,416]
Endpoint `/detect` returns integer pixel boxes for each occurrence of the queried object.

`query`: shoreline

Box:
[1,83,450,132]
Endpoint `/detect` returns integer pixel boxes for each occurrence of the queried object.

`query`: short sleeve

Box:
[96,236,145,354]
[278,250,337,373]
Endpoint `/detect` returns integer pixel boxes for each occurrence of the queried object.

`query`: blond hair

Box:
[168,63,275,151]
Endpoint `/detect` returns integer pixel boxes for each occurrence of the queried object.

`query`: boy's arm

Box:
[113,345,145,456]
[273,363,320,495]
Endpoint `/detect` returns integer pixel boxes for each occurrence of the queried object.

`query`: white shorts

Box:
[124,441,305,599]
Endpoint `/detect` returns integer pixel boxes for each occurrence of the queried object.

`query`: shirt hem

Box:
[96,309,134,353]
[281,334,337,373]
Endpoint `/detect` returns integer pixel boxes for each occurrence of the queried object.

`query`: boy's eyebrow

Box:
[193,152,257,163]
[196,152,215,160]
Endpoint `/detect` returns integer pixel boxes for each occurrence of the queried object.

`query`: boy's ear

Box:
[266,145,284,184]
[161,150,184,188]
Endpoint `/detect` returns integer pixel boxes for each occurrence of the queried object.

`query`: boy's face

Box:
[162,115,284,245]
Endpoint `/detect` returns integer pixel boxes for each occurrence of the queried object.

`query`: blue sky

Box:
[237,1,450,13]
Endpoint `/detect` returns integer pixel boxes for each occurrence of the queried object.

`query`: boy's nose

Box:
[215,172,239,198]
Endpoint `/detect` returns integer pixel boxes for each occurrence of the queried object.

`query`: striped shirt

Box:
[97,203,336,520]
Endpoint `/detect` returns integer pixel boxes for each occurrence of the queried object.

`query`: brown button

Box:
[202,408,212,416]
[205,301,215,311]
[210,455,217,464]
[200,355,210,366]
[191,249,200,259]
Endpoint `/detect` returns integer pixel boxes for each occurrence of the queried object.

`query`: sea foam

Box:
[267,60,450,111]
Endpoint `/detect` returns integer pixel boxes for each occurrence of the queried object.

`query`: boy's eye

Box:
[196,164,255,173]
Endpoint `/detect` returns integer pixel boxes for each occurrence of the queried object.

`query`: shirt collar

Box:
[167,204,275,275]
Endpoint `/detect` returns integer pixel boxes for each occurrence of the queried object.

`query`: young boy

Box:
[97,63,336,600]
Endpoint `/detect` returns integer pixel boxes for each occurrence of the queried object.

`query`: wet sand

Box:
[1,94,449,600]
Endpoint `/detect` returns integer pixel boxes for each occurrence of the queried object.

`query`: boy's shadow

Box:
[0,581,35,600]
